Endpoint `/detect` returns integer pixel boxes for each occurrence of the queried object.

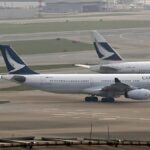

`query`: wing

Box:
[84,78,135,98]
[100,78,133,98]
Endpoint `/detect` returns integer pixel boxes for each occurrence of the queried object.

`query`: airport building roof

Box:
[0,0,111,2]
[45,0,109,2]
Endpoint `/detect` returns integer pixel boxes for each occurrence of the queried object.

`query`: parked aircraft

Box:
[1,45,150,102]
[76,31,150,74]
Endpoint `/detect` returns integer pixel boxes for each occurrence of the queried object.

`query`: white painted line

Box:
[99,117,117,121]
[52,114,67,116]
[139,118,150,121]
[72,117,81,119]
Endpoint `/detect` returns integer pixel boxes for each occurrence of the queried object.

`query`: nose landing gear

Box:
[84,96,115,103]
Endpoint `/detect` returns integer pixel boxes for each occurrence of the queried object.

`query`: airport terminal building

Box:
[43,0,114,13]
[0,0,41,19]
[0,0,115,19]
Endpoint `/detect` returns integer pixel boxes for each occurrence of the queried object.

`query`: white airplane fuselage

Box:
[90,62,150,74]
[78,31,150,74]
[6,74,150,97]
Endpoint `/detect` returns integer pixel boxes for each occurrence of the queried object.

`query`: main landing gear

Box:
[84,96,115,103]
[101,97,115,103]
[85,96,98,102]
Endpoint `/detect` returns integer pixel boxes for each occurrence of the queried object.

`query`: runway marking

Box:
[49,111,108,119]
[59,54,67,58]
[91,113,106,118]
[72,116,81,119]
[121,117,144,120]
[119,32,145,43]
[103,116,150,122]
[66,112,87,114]
[92,112,106,115]
[106,34,114,37]
[99,117,117,121]
[52,113,68,116]
[139,118,150,121]
[133,110,140,113]
[119,32,131,41]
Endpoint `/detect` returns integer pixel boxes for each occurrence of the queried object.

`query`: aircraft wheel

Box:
[101,97,115,103]
[85,96,98,102]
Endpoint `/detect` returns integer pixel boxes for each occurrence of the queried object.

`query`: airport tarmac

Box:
[0,28,150,140]
[0,90,150,141]
[0,26,150,150]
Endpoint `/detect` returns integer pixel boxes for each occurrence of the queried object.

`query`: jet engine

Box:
[125,89,150,100]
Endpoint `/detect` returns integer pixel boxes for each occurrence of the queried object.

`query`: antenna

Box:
[38,0,42,18]
[89,121,93,143]
[107,124,110,140]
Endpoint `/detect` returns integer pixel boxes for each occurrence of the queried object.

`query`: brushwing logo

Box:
[5,50,25,73]
[95,39,114,59]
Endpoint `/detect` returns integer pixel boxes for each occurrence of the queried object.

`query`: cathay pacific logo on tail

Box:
[94,38,114,59]
[95,40,114,59]
[93,31,122,61]
[5,49,25,73]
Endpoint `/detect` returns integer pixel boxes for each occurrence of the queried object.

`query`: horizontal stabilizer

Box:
[1,75,26,83]
[75,64,91,69]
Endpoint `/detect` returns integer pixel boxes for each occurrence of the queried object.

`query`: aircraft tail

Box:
[92,31,123,61]
[0,45,37,75]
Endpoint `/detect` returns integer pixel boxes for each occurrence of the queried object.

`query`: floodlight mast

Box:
[38,0,42,18]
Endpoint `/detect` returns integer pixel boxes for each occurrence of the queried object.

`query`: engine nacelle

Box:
[125,89,150,100]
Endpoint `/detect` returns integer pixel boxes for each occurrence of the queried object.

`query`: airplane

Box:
[1,45,150,103]
[75,31,150,74]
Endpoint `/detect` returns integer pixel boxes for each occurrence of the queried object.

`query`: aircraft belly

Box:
[39,82,91,94]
